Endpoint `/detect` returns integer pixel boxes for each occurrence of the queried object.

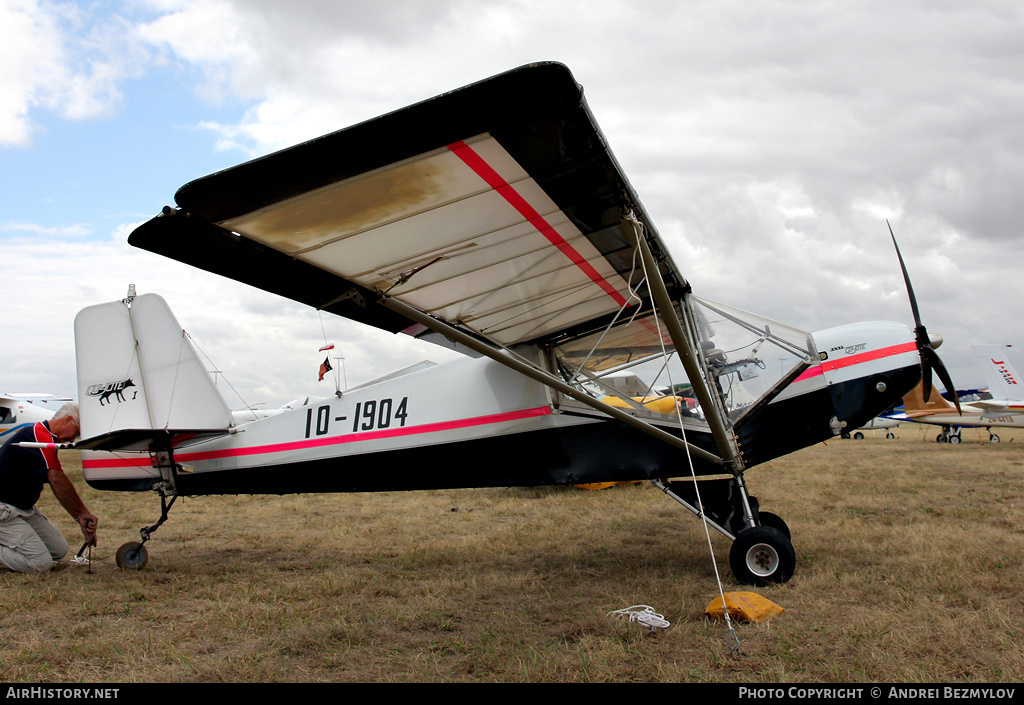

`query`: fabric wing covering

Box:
[129,62,688,369]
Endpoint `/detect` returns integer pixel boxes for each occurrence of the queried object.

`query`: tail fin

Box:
[902,381,954,412]
[75,293,232,440]
[972,345,1023,401]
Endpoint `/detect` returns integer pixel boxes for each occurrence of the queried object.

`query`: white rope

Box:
[625,212,741,655]
[606,605,670,632]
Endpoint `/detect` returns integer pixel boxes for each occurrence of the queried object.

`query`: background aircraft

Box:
[892,346,1024,442]
[844,414,901,440]
[0,394,73,444]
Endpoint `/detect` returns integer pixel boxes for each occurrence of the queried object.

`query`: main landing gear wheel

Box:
[116,541,149,570]
[990,434,1000,443]
[729,526,796,586]
[756,510,791,540]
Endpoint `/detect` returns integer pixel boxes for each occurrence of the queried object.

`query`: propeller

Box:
[888,220,961,415]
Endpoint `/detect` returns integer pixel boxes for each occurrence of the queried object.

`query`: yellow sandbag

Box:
[705,592,784,623]
[574,481,642,490]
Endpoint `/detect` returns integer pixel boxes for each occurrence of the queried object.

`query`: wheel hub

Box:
[746,542,780,577]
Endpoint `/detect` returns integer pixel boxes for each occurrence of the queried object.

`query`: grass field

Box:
[2,425,1023,683]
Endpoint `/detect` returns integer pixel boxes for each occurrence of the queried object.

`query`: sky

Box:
[3,0,1024,411]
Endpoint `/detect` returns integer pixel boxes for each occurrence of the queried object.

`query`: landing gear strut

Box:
[115,440,181,570]
[653,477,796,585]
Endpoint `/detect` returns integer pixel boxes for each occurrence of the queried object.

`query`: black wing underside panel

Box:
[128,62,688,350]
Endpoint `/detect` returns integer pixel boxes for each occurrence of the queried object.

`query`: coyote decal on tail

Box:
[86,379,137,405]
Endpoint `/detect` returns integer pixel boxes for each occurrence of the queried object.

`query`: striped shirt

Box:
[0,422,61,510]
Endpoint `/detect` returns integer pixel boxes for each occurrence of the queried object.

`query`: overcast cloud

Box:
[3,0,1023,408]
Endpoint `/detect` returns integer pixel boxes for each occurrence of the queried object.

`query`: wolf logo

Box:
[86,379,137,406]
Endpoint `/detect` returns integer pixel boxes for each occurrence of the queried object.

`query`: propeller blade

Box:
[924,346,963,416]
[889,221,962,416]
[888,220,922,330]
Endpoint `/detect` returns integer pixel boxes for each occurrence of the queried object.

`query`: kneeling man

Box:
[0,403,98,572]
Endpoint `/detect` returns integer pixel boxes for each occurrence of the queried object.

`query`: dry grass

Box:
[3,425,1024,682]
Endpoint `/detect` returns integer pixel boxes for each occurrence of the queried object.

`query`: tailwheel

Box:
[729,526,796,586]
[990,433,1000,443]
[115,541,149,570]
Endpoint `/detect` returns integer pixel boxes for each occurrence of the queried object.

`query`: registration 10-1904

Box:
[303,397,409,438]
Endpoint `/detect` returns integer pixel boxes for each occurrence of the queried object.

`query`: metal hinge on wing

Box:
[318,288,367,310]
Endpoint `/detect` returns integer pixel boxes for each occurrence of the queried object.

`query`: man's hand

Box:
[77,512,98,546]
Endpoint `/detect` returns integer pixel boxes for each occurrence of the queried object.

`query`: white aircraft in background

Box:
[844,414,901,440]
[892,345,1024,443]
[0,394,74,444]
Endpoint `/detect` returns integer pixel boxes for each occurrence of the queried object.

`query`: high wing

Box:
[128,62,685,366]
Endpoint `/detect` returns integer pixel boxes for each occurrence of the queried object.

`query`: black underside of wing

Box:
[128,62,687,344]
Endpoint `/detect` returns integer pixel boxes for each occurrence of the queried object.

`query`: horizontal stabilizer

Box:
[971,399,1024,418]
[76,428,231,452]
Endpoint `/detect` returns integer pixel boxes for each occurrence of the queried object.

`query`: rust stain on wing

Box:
[221,158,450,255]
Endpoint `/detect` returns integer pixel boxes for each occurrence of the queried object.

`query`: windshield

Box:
[550,296,815,424]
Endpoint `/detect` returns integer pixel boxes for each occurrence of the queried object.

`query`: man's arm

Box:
[47,467,98,546]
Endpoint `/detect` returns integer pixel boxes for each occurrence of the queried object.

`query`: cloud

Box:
[1,223,458,405]
[0,221,90,236]
[4,0,1024,398]
[0,0,152,146]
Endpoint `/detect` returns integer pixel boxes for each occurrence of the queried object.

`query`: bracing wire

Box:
[565,243,648,388]
[184,331,259,422]
[624,212,741,656]
[162,330,190,430]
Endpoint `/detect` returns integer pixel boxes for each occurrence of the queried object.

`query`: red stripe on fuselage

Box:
[794,342,918,383]
[82,406,553,470]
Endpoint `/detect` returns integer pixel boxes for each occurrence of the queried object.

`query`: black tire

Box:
[853,432,864,440]
[937,433,947,443]
[990,434,1000,443]
[756,510,791,540]
[949,435,961,445]
[729,526,796,586]
[116,541,149,570]
[886,432,895,439]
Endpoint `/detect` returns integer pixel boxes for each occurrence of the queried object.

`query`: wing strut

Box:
[379,296,723,466]
[632,226,746,475]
